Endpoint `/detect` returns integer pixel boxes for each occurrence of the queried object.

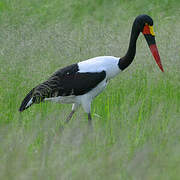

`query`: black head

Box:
[134,14,154,32]
[133,14,164,72]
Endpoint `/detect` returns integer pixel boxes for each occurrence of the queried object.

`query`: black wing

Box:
[32,64,106,101]
[19,63,106,111]
[56,71,106,96]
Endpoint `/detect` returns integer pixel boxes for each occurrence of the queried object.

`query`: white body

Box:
[78,56,120,79]
[28,56,121,113]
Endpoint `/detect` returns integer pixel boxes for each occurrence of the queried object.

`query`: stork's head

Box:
[135,14,164,72]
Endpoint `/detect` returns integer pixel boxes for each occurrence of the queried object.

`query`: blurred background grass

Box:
[0,0,180,179]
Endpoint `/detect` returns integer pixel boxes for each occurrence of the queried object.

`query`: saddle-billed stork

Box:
[19,14,164,125]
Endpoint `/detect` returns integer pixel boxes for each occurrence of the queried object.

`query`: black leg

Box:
[88,113,92,126]
[59,110,75,132]
[65,110,75,124]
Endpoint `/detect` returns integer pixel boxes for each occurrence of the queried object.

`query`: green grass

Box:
[0,0,180,179]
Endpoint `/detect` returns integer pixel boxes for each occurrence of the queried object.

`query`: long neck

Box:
[118,21,140,70]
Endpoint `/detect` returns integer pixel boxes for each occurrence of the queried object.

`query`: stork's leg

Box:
[65,110,75,123]
[65,103,79,124]
[81,97,93,127]
[88,113,92,126]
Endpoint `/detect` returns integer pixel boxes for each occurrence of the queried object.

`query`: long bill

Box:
[142,24,164,72]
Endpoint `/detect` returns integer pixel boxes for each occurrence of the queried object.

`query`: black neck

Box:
[118,21,140,70]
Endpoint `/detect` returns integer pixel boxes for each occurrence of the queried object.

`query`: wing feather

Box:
[32,64,106,101]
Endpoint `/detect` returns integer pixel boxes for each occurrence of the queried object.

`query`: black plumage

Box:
[19,88,34,112]
[19,63,106,112]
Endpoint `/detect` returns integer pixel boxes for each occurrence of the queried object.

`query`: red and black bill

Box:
[142,24,164,72]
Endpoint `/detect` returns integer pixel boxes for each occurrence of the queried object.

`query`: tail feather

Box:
[19,79,57,112]
[19,89,34,112]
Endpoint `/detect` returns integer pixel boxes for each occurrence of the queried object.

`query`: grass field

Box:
[0,0,180,179]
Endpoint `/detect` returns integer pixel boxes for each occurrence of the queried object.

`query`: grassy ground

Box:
[0,0,180,179]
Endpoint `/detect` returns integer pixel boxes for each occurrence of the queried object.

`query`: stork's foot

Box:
[59,124,64,133]
[59,125,64,133]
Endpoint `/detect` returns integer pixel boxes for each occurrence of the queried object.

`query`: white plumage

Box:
[45,56,121,115]
[78,56,121,79]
